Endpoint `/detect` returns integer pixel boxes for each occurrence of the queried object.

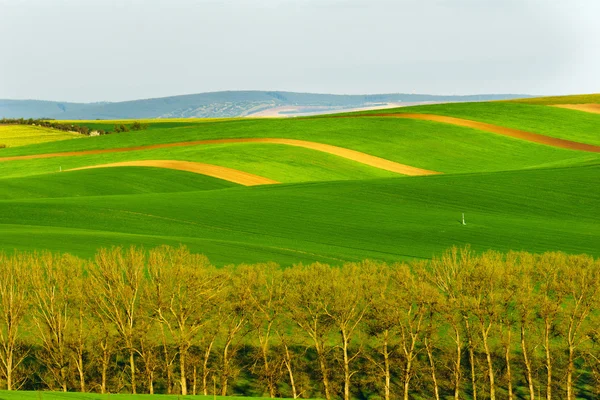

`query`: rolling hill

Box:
[0,91,531,119]
[0,94,598,265]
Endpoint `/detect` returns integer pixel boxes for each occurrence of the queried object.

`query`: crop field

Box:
[0,124,82,147]
[1,95,600,399]
[1,95,599,264]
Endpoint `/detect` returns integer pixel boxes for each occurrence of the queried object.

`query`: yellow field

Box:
[55,117,245,124]
[0,125,82,148]
[509,93,600,105]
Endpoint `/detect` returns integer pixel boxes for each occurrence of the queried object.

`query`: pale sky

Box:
[1,0,599,102]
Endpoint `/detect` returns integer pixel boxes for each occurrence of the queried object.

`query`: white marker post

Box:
[462,213,466,226]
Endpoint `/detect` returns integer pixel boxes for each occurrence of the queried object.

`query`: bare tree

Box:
[284,263,336,400]
[147,246,223,395]
[29,252,81,391]
[89,246,145,394]
[324,262,373,400]
[558,254,600,400]
[241,263,286,398]
[535,253,565,400]
[0,252,30,390]
[393,262,436,400]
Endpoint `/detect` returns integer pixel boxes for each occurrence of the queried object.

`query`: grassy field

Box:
[351,101,600,145]
[0,124,82,147]
[0,98,598,265]
[0,164,597,265]
[1,97,600,398]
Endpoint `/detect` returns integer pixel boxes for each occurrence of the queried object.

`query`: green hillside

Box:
[351,101,600,145]
[0,98,599,265]
[1,164,597,265]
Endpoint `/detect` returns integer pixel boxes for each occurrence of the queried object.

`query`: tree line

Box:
[0,118,147,138]
[1,246,599,399]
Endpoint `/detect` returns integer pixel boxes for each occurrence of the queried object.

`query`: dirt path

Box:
[0,138,439,176]
[69,160,280,186]
[553,104,600,115]
[365,113,600,153]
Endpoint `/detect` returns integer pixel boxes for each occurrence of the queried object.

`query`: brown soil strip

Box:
[0,138,439,176]
[69,160,279,186]
[553,104,600,115]
[365,113,600,153]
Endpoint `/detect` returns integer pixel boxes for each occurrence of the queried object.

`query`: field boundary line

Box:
[69,160,279,186]
[357,113,600,152]
[0,138,440,176]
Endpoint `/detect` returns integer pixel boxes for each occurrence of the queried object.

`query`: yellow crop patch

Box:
[0,124,82,148]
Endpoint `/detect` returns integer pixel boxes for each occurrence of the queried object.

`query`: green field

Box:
[0,97,599,265]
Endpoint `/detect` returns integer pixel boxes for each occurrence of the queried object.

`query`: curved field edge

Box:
[0,167,239,200]
[0,119,593,177]
[69,160,280,186]
[343,101,600,146]
[363,113,600,152]
[553,103,600,115]
[0,137,438,176]
[0,164,598,265]
[0,144,401,182]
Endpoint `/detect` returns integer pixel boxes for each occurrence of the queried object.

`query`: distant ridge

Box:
[0,91,532,119]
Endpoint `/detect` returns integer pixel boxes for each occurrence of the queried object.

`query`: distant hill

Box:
[0,91,532,119]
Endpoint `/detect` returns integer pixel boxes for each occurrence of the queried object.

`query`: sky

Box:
[1,0,599,102]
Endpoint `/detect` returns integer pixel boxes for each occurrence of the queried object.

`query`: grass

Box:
[0,143,399,182]
[1,118,596,178]
[349,101,600,145]
[0,98,598,266]
[0,391,273,400]
[0,164,597,265]
[0,125,82,147]
[0,167,237,200]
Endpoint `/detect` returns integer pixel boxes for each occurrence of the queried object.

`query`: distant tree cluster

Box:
[0,246,599,399]
[0,118,147,136]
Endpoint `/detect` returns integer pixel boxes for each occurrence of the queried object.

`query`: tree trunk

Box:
[453,325,462,400]
[505,329,513,400]
[180,347,187,395]
[342,328,351,400]
[425,337,440,400]
[283,342,298,399]
[544,319,552,400]
[315,341,331,400]
[481,322,495,400]
[202,339,214,396]
[383,330,391,400]
[521,324,535,400]
[77,350,86,392]
[403,355,413,400]
[101,340,109,394]
[567,345,574,400]
[221,340,231,396]
[6,352,13,390]
[193,365,197,396]
[261,340,275,398]
[129,348,137,394]
[149,371,154,395]
[466,319,477,400]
